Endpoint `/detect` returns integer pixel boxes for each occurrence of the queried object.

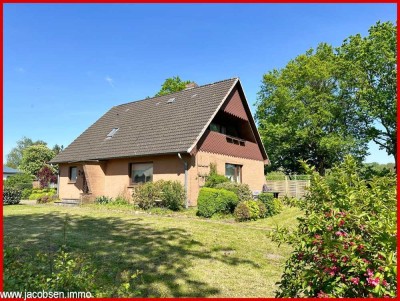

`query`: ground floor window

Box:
[69,166,77,183]
[225,163,242,183]
[130,163,153,184]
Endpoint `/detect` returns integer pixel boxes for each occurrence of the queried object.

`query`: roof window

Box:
[167,98,175,104]
[106,128,119,139]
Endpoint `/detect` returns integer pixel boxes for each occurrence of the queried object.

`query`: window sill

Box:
[68,181,77,184]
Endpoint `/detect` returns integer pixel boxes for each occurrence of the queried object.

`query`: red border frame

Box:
[1,1,398,300]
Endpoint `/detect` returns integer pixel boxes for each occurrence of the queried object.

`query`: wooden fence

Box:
[265,177,310,199]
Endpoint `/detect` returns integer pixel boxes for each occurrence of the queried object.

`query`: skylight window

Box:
[167,98,175,103]
[106,128,119,139]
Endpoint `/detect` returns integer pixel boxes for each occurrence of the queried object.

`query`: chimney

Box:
[185,82,198,90]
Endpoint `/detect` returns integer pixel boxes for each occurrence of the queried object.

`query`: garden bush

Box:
[21,188,32,200]
[4,246,97,293]
[3,188,22,205]
[234,200,264,221]
[258,193,282,216]
[112,196,130,205]
[4,173,33,190]
[36,195,56,204]
[204,173,230,188]
[197,187,238,218]
[28,188,57,200]
[95,196,113,205]
[160,180,185,210]
[215,182,252,203]
[272,156,397,298]
[132,180,185,211]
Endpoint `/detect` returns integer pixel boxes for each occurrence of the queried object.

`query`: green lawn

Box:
[3,203,302,297]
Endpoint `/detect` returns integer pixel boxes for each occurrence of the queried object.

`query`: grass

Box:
[3,203,302,297]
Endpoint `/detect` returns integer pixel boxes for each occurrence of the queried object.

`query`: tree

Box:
[256,43,368,175]
[339,21,397,167]
[6,137,47,169]
[19,145,55,177]
[52,144,64,155]
[155,76,192,96]
[37,165,58,188]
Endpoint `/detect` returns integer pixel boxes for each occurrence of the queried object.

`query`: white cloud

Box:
[105,76,114,87]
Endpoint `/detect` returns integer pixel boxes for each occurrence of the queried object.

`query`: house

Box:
[50,78,269,206]
[3,166,21,180]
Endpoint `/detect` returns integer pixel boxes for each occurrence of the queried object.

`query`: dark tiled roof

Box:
[50,78,239,163]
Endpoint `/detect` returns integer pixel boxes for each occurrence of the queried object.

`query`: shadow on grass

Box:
[4,211,259,297]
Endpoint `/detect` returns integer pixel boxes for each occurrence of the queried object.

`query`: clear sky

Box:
[4,4,396,164]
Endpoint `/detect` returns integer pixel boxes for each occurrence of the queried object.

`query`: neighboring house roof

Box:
[51,78,268,164]
[3,166,21,174]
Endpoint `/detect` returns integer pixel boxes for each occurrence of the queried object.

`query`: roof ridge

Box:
[115,77,238,107]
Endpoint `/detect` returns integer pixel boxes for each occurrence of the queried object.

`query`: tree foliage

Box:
[256,43,368,175]
[6,137,47,169]
[19,145,55,177]
[339,21,397,166]
[155,76,192,96]
[37,165,58,188]
[256,21,396,174]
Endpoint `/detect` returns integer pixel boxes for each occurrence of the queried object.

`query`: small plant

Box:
[112,196,130,205]
[215,182,252,202]
[197,187,238,218]
[3,188,22,205]
[234,202,250,221]
[37,195,52,204]
[95,196,113,205]
[204,174,230,188]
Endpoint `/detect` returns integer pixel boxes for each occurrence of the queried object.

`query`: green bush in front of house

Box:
[197,187,238,218]
[258,193,282,217]
[28,188,57,201]
[234,200,265,222]
[215,182,253,203]
[132,180,185,211]
[3,187,22,205]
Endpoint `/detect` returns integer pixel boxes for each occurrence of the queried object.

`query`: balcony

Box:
[198,130,264,161]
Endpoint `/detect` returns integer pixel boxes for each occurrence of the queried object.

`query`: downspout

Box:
[177,153,188,208]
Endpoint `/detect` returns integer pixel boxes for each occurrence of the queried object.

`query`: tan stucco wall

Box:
[58,155,190,202]
[58,152,265,206]
[189,151,266,205]
[58,164,84,199]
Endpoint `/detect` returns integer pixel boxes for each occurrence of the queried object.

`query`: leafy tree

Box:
[339,21,397,167]
[37,165,58,188]
[6,137,47,169]
[155,76,192,96]
[256,43,368,175]
[52,144,64,155]
[19,145,55,177]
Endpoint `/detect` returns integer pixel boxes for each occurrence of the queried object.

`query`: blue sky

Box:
[4,4,396,164]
